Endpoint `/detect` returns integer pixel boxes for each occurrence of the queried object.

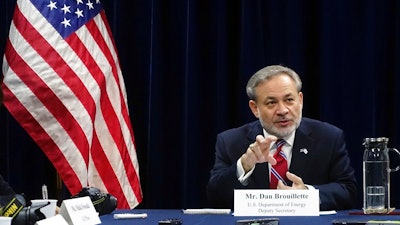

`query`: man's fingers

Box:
[256,135,277,146]
[277,172,307,190]
[286,172,304,185]
[248,143,264,161]
[265,155,277,165]
[243,135,279,167]
[277,180,289,189]
[255,135,277,164]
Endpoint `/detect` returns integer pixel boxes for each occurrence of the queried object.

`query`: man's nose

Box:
[276,102,289,115]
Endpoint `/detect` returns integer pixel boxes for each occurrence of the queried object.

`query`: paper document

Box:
[182,209,231,214]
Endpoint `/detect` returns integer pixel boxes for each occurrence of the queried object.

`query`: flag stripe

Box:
[97,11,136,141]
[68,9,143,206]
[90,131,130,208]
[71,15,142,203]
[74,12,142,203]
[2,0,142,208]
[1,72,85,190]
[15,4,97,123]
[97,11,138,157]
[9,5,91,166]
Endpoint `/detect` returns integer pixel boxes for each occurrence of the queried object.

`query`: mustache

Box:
[275,118,292,122]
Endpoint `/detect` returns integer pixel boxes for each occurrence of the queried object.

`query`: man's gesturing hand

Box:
[241,135,278,173]
[277,172,308,190]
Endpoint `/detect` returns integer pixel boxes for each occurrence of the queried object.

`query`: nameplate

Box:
[234,189,319,216]
[35,214,69,225]
[59,196,101,225]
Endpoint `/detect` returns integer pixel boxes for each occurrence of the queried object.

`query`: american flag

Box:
[2,0,142,209]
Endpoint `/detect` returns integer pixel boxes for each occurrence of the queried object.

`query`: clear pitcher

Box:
[363,137,400,214]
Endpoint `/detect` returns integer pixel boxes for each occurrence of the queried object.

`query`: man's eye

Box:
[266,101,276,106]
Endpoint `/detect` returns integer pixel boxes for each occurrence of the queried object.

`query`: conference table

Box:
[99,209,400,225]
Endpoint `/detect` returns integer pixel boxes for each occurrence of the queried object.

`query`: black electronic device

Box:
[236,218,279,225]
[158,218,183,225]
[72,186,117,215]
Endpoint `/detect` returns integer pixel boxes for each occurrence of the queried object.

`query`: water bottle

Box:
[363,137,400,214]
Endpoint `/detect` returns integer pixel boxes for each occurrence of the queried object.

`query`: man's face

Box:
[249,74,303,138]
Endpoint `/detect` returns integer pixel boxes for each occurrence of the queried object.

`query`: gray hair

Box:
[246,65,302,100]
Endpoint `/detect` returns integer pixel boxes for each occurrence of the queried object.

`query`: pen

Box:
[113,213,148,219]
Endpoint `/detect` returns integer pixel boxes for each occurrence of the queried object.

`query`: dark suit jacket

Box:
[206,117,357,211]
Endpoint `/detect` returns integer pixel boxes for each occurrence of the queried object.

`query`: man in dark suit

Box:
[207,65,357,211]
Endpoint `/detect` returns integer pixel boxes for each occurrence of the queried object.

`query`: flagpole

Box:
[56,172,63,201]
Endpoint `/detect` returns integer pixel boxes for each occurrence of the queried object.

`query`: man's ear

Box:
[298,91,303,108]
[248,100,259,118]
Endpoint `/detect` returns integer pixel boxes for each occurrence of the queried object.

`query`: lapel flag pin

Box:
[300,148,308,154]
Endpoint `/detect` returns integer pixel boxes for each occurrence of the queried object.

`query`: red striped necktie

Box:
[270,139,288,189]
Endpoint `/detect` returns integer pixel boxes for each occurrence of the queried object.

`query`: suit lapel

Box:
[246,121,263,142]
[290,122,315,172]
